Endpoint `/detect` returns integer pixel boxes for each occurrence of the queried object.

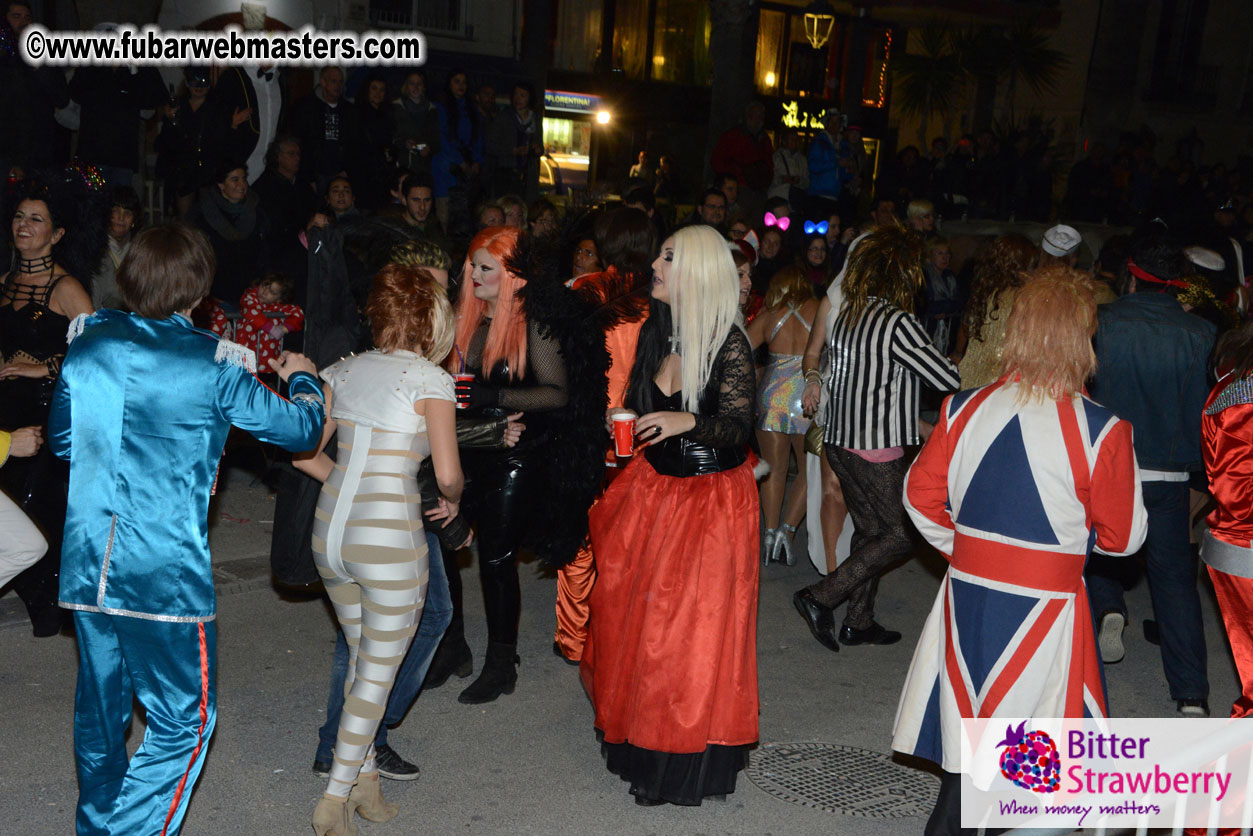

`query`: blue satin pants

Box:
[72,611,217,836]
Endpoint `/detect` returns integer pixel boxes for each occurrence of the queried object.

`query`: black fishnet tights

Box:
[806,446,914,629]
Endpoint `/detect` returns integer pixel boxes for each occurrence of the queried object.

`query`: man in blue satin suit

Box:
[48,222,326,836]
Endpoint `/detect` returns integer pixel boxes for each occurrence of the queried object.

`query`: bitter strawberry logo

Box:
[996,721,1061,793]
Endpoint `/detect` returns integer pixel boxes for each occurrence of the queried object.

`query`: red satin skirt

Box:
[581,453,760,756]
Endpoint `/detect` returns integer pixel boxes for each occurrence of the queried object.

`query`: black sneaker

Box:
[311,758,331,778]
[375,744,420,781]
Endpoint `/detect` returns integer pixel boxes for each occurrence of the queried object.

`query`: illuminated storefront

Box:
[541,90,613,193]
[547,0,896,197]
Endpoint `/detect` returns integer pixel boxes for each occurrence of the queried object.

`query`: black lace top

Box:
[641,328,754,477]
[667,327,755,448]
[464,317,569,413]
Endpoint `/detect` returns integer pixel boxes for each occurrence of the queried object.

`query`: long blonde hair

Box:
[1000,265,1097,401]
[670,225,743,411]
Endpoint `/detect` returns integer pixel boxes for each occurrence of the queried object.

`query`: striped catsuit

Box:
[313,350,452,798]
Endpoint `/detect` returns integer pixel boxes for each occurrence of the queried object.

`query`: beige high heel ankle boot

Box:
[312,795,356,836]
[348,771,399,823]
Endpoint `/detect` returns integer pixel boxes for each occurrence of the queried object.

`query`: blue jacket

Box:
[1090,293,1215,472]
[433,97,485,197]
[49,311,325,622]
[807,131,851,199]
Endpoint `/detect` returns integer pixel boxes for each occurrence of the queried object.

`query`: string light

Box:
[861,29,891,108]
[65,159,106,192]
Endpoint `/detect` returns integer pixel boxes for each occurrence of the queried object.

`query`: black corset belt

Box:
[645,437,746,478]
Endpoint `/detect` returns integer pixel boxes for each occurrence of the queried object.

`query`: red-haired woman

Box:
[895,266,1147,833]
[445,225,606,704]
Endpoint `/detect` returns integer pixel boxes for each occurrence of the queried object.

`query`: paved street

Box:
[0,464,1240,835]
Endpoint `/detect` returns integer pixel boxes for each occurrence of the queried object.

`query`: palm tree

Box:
[951,24,1003,130]
[954,16,1067,129]
[1001,18,1067,112]
[891,20,964,147]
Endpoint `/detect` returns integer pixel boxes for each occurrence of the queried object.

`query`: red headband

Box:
[1127,258,1189,290]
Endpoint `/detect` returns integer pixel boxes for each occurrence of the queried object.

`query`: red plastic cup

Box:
[612,413,636,457]
[454,373,474,409]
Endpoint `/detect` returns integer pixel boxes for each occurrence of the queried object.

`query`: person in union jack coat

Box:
[894,265,1147,835]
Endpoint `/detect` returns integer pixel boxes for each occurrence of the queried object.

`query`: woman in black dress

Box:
[431,225,606,704]
[0,173,102,635]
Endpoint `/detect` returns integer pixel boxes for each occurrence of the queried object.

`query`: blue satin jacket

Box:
[48,311,325,622]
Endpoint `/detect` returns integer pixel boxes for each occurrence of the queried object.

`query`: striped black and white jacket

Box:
[824,297,960,450]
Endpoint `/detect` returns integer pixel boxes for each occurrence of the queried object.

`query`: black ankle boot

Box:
[457,641,519,704]
[424,633,473,689]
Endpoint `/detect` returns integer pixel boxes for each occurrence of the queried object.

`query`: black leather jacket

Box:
[419,414,512,551]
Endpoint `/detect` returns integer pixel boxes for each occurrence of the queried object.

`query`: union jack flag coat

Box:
[892,378,1147,770]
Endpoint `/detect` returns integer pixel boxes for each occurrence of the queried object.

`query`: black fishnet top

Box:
[465,317,568,412]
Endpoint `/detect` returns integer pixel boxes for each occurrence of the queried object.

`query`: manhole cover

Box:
[746,742,939,818]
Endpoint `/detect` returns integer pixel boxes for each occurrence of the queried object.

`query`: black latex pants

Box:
[464,451,535,646]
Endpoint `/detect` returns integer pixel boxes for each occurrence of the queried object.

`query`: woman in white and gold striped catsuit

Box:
[298,267,463,836]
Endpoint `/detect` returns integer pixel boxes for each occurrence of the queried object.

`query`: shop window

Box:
[651,0,712,85]
[613,0,649,79]
[543,116,591,158]
[553,0,604,73]
[755,9,786,94]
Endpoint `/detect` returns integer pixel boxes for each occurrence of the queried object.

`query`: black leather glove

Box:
[455,415,511,450]
[455,378,498,410]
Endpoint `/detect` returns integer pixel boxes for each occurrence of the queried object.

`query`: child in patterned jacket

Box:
[238,273,304,370]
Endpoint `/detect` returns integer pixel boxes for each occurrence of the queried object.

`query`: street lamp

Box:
[803,0,836,50]
[596,110,611,125]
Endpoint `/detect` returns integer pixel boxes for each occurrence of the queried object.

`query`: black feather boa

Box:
[508,236,610,567]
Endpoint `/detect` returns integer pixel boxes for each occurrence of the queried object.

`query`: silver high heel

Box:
[761,528,778,566]
[778,523,798,566]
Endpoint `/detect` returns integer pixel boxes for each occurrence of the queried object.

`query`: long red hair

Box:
[453,226,528,378]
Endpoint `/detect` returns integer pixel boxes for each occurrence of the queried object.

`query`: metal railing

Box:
[369,0,465,33]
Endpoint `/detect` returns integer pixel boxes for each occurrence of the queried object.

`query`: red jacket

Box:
[1203,371,1253,546]
[712,126,774,191]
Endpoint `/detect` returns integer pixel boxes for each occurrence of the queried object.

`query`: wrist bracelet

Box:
[803,369,821,383]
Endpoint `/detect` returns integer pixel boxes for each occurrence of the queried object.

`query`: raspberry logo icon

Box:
[996,721,1061,793]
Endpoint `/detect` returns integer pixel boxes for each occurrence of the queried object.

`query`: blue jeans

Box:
[316,531,451,762]
[1086,480,1208,700]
